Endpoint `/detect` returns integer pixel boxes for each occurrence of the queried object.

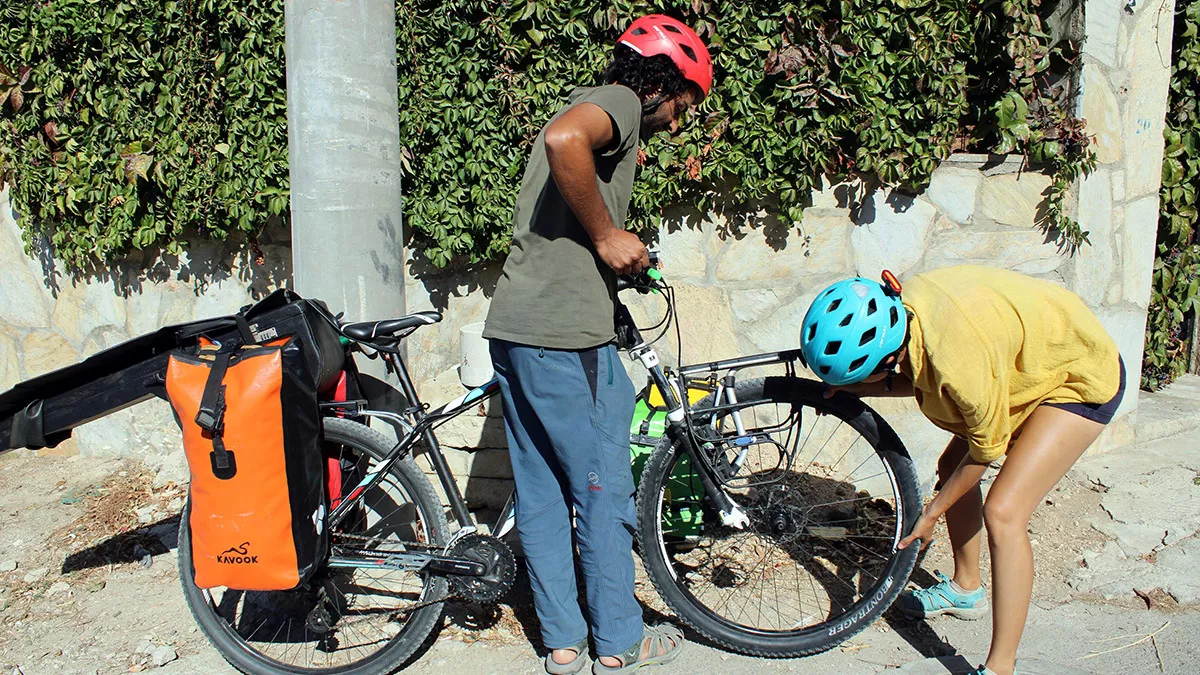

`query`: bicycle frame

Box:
[327,274,811,560]
[326,346,501,536]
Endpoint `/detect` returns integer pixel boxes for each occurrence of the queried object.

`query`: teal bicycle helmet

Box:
[800,272,907,386]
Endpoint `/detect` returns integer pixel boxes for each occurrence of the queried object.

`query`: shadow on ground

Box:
[61,515,179,574]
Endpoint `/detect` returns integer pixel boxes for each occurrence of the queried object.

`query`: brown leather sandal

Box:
[591,624,684,674]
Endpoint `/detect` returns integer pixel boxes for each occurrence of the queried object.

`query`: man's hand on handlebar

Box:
[596,229,649,275]
[616,249,664,294]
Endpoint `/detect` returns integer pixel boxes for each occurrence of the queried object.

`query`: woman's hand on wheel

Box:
[898,510,937,550]
[822,381,873,399]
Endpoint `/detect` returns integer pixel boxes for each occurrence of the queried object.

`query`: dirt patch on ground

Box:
[0,454,198,674]
[0,450,1179,673]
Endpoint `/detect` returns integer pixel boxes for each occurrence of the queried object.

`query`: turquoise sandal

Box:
[898,570,989,620]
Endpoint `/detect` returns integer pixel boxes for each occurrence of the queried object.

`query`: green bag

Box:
[629,380,712,540]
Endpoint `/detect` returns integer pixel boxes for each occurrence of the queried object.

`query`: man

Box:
[483,14,712,675]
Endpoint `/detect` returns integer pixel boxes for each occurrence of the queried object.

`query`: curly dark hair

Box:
[600,44,691,109]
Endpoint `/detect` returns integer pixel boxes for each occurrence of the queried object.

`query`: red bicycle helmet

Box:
[618,15,713,99]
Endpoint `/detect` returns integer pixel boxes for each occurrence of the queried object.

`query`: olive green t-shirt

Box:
[483,85,643,349]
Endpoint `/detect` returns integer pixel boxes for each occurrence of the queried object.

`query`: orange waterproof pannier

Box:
[166,336,326,590]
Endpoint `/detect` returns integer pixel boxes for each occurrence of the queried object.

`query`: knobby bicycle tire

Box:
[635,376,921,657]
[178,417,450,675]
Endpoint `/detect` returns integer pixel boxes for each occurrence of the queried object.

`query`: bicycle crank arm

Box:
[328,553,487,577]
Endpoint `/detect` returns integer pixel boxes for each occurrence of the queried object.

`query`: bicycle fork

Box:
[616,302,751,530]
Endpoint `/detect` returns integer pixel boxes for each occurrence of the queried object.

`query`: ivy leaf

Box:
[527,28,545,45]
[124,154,152,183]
[215,142,231,155]
[997,91,1028,129]
[1164,158,1185,187]
[9,87,22,111]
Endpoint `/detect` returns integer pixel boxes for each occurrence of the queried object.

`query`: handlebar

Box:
[616,249,664,294]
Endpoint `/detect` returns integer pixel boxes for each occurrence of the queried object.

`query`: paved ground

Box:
[145,598,1200,675]
[1,377,1197,675]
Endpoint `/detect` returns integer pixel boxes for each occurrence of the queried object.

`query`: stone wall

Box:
[0,184,291,484]
[402,0,1176,506]
[0,0,1175,510]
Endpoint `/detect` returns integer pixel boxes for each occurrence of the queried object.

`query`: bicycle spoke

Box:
[190,446,434,670]
[648,379,914,643]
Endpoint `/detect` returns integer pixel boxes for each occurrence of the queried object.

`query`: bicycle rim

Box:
[640,377,917,653]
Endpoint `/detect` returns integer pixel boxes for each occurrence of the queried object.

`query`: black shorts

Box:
[1043,357,1126,425]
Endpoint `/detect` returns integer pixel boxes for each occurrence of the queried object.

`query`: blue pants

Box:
[489,339,643,655]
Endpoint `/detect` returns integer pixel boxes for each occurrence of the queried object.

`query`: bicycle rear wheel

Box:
[179,417,449,674]
[635,376,920,657]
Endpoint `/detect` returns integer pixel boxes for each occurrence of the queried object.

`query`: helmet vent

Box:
[827,298,842,312]
[849,356,868,372]
[824,341,842,356]
[839,313,853,327]
[859,327,877,346]
[662,24,683,34]
[867,298,878,315]
[819,365,831,375]
[679,44,698,62]
[631,27,649,36]
[890,306,900,327]
[807,324,817,341]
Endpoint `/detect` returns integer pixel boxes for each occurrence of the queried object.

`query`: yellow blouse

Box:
[900,266,1122,462]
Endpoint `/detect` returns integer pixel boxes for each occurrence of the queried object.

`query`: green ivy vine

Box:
[1142,0,1200,390]
[2,0,1093,271]
[0,0,288,270]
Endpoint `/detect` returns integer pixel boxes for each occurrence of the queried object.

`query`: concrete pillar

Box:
[285,0,405,335]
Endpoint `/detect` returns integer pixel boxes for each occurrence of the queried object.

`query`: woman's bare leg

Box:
[980,406,1104,675]
[939,437,984,590]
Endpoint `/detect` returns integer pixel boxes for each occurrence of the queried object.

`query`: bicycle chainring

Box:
[446,534,516,603]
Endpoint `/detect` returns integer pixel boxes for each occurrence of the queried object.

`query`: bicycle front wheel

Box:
[179,417,449,675]
[635,377,921,657]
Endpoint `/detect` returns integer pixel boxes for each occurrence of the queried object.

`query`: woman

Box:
[801,265,1125,675]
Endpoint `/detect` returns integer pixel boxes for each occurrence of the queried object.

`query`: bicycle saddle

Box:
[341,312,443,341]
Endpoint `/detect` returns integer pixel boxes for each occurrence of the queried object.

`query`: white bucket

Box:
[459,322,494,388]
